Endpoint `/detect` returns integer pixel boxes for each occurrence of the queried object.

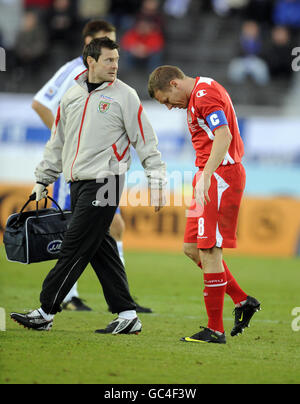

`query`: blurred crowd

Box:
[224,0,300,85]
[0,0,167,75]
[0,0,299,86]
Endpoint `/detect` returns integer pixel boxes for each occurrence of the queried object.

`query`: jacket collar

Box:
[75,69,116,92]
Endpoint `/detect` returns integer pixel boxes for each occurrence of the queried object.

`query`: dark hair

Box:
[82,20,116,40]
[148,65,185,98]
[83,37,119,68]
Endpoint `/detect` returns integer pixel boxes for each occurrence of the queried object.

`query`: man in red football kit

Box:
[148,65,261,344]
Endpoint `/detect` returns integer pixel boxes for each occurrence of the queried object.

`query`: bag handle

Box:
[18,194,47,217]
[14,194,66,226]
[46,195,66,220]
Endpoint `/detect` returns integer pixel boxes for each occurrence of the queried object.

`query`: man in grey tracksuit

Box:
[11,37,166,335]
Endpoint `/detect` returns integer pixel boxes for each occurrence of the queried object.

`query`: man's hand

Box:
[195,171,211,207]
[31,183,48,201]
[150,187,166,212]
[195,125,232,207]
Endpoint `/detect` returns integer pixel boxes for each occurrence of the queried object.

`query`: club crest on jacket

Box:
[98,101,111,113]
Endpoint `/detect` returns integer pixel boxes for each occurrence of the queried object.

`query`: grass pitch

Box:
[0,245,300,384]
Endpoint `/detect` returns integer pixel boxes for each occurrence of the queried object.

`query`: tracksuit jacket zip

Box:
[35,70,166,189]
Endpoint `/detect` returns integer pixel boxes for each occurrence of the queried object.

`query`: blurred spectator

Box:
[211,0,249,17]
[46,0,77,45]
[273,0,300,29]
[138,0,164,30]
[243,0,273,25]
[77,0,110,23]
[263,26,293,79]
[24,0,53,9]
[0,0,23,50]
[211,0,230,16]
[163,0,192,18]
[228,20,270,85]
[121,17,165,72]
[108,0,141,31]
[14,9,48,73]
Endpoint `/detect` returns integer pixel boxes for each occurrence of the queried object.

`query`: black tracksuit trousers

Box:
[40,176,136,315]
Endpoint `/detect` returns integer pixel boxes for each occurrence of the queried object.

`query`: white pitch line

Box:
[0,307,6,331]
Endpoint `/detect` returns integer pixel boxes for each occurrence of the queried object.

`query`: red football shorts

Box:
[184,163,246,249]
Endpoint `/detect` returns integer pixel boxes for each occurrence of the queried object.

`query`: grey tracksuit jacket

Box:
[35,70,166,188]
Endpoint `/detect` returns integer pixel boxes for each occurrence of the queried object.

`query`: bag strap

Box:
[15,194,65,226]
[16,195,47,222]
[46,195,66,220]
[35,199,48,219]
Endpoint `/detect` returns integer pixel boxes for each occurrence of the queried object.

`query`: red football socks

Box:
[199,260,248,333]
[203,272,227,334]
[199,260,248,306]
[223,260,248,306]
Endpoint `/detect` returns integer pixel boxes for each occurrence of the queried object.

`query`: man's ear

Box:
[170,79,178,88]
[85,35,93,45]
[86,56,95,68]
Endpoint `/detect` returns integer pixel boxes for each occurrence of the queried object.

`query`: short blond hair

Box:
[148,65,185,98]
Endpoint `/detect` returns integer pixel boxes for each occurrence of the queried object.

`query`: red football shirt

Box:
[187,77,244,169]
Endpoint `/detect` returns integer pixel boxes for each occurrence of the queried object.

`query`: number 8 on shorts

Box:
[198,218,205,236]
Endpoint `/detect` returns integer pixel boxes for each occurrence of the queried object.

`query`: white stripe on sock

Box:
[205,282,228,287]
